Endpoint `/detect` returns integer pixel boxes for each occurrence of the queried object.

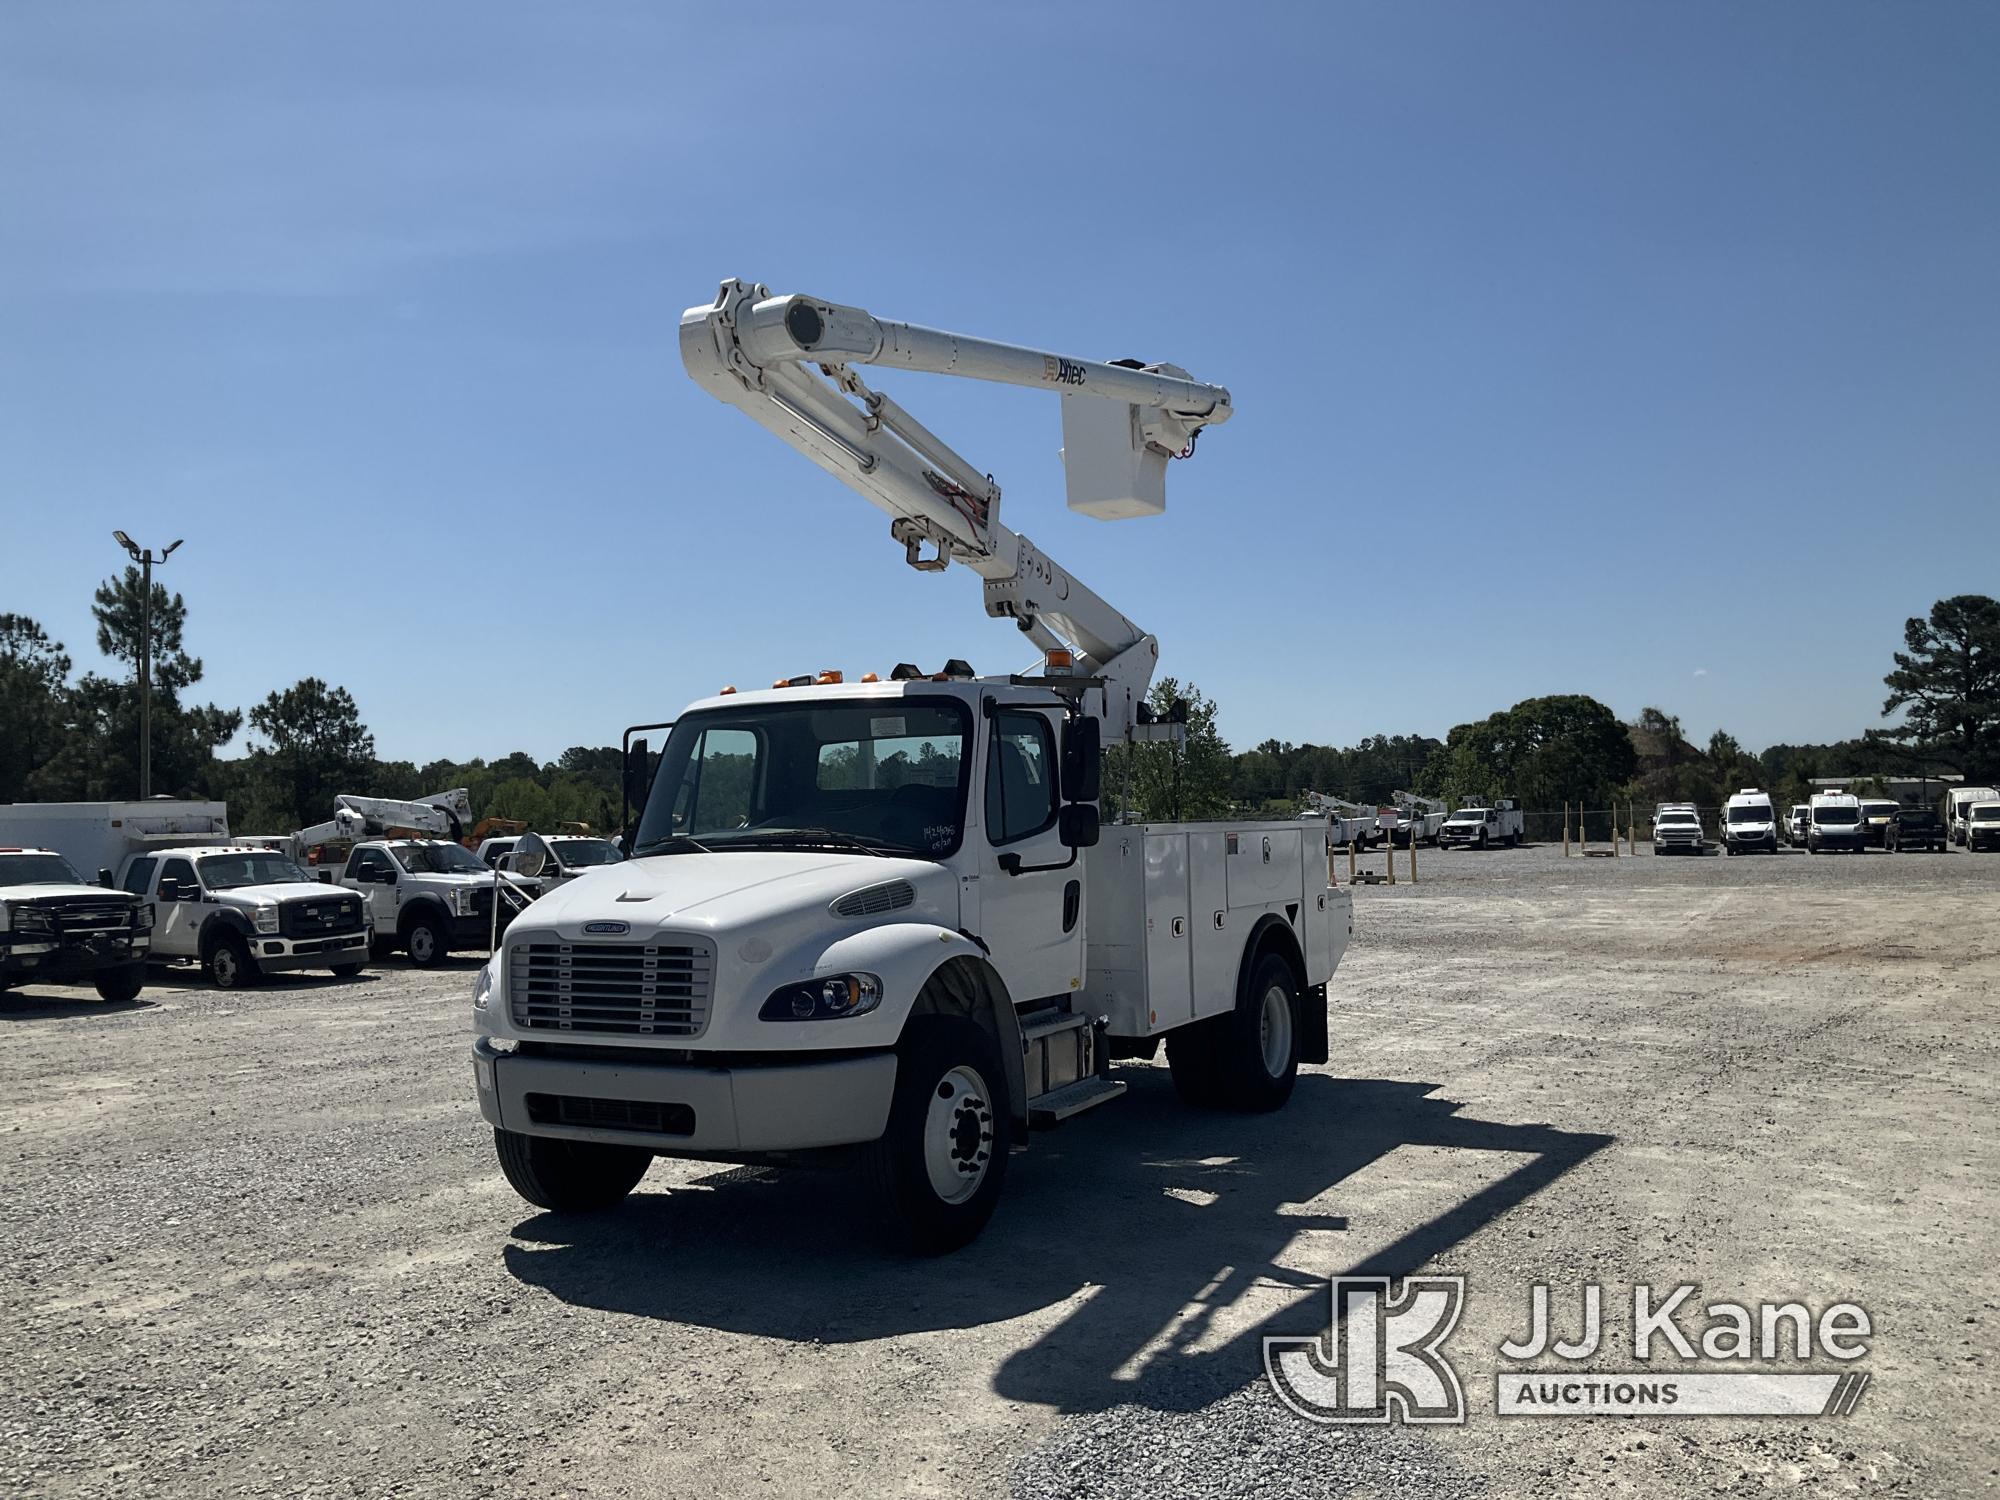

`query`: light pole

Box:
[111,531,183,799]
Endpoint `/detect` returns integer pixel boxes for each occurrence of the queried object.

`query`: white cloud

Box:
[1692,667,1709,677]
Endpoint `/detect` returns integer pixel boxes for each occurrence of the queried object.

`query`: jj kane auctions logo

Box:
[1266,1278,1873,1423]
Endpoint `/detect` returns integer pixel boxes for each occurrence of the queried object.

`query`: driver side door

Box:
[977,708,1082,1004]
[347,848,400,932]
[154,856,202,959]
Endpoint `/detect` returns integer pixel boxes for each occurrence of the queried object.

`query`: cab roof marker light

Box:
[860,672,880,683]
[720,685,738,695]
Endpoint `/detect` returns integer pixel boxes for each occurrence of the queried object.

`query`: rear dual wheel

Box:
[1168,952,1301,1114]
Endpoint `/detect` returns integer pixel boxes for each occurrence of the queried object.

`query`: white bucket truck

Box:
[293,792,539,967]
[472,280,1352,1252]
[0,801,369,989]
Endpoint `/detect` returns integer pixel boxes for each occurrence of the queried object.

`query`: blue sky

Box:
[2,1,1994,766]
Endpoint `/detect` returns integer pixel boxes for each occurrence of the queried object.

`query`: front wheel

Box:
[93,964,145,1003]
[331,962,365,978]
[862,1016,1011,1254]
[404,913,449,969]
[494,1129,651,1212]
[206,934,259,990]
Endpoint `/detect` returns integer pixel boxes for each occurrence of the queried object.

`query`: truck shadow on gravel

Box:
[0,991,154,1019]
[502,1070,1611,1415]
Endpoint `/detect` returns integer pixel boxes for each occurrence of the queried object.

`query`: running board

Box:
[1029,1076,1127,1127]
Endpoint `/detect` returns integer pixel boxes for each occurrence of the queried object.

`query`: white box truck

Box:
[471,281,1351,1252]
[1945,786,2000,848]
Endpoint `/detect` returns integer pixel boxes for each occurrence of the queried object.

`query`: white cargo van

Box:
[1807,792,1867,854]
[1720,789,1779,855]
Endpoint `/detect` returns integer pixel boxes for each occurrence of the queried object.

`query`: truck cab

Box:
[340,838,538,966]
[0,847,152,1002]
[117,845,370,989]
[473,674,1350,1251]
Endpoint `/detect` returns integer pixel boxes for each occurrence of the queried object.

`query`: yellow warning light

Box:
[860,672,880,683]
[815,669,844,685]
[1045,649,1075,673]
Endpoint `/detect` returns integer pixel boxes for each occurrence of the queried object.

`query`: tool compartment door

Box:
[1226,827,1301,909]
[1141,830,1192,1031]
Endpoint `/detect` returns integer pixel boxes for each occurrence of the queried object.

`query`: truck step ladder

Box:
[1029,1076,1127,1127]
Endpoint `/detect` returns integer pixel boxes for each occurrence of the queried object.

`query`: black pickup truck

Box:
[1883,808,1947,853]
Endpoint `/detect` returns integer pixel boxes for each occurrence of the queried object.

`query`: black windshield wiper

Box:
[722,827,907,857]
[632,833,715,856]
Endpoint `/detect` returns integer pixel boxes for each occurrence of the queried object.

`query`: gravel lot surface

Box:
[2,840,1994,1498]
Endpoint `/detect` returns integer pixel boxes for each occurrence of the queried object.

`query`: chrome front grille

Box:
[508,939,713,1037]
[49,900,136,936]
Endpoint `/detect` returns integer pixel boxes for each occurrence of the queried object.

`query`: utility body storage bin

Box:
[1083,820,1347,1039]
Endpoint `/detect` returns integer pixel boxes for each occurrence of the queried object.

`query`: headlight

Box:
[472,960,495,1011]
[133,902,155,933]
[0,901,10,934]
[455,888,477,916]
[760,972,882,1022]
[252,903,280,934]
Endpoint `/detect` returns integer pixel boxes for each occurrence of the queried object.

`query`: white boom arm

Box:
[1392,790,1448,818]
[679,279,1233,736]
[292,789,472,854]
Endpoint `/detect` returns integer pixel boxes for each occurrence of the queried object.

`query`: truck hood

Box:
[1,882,136,903]
[515,850,953,937]
[212,882,361,907]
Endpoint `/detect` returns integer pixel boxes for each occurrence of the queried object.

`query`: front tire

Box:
[494,1129,651,1212]
[206,934,259,990]
[404,912,449,969]
[862,1017,1010,1254]
[93,964,145,1003]
[331,962,364,978]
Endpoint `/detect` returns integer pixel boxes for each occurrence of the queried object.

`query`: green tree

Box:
[92,566,203,694]
[1421,694,1635,839]
[1105,677,1232,822]
[244,679,377,829]
[1880,594,2000,781]
[0,615,73,802]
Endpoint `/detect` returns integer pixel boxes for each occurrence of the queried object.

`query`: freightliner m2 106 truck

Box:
[472,281,1352,1252]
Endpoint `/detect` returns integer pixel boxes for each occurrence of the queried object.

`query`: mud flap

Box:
[1300,981,1329,1066]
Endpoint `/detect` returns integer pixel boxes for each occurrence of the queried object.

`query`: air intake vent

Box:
[831,881,916,918]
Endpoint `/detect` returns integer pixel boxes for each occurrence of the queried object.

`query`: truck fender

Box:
[1236,912,1323,1066]
[806,925,1026,1127]
[397,894,453,936]
[199,907,257,958]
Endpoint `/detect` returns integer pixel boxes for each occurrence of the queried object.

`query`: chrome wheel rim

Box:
[1259,983,1293,1078]
[409,927,435,963]
[923,1064,994,1205]
[213,948,238,987]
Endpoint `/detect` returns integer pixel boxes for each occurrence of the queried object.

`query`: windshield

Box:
[1972,806,2000,823]
[548,837,622,868]
[1860,802,1898,818]
[633,697,972,859]
[389,841,488,875]
[1813,806,1860,825]
[0,852,85,885]
[1726,805,1770,823]
[1659,813,1697,825]
[197,853,316,890]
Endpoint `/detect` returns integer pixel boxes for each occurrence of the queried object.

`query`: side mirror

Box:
[1060,716,1101,804]
[511,832,550,880]
[371,868,398,885]
[98,868,114,889]
[623,739,651,827]
[1058,803,1100,849]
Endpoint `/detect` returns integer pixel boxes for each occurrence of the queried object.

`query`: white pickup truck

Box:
[118,845,369,987]
[1437,800,1524,849]
[0,846,153,1001]
[335,838,538,966]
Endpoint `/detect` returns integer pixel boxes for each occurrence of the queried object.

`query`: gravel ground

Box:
[1,840,1994,1498]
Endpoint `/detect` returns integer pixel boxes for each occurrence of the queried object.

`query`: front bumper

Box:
[1969,833,2000,852]
[251,930,369,971]
[2,932,149,980]
[473,1038,897,1154]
